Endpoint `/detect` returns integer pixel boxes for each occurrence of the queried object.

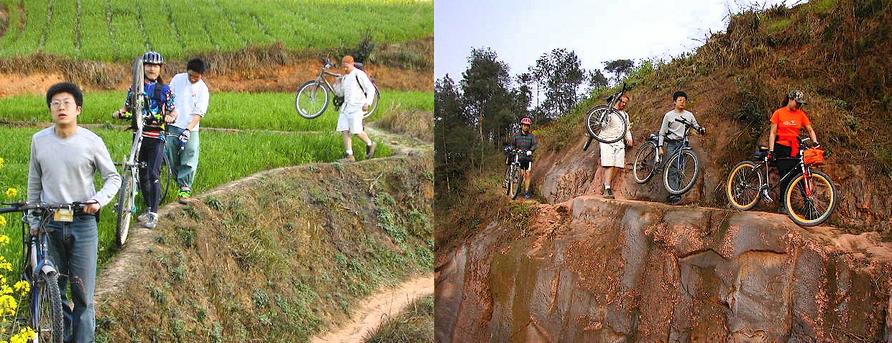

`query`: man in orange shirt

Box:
[768,90,818,212]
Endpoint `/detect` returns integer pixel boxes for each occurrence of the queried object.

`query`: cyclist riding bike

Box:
[658,91,706,203]
[768,90,819,213]
[509,117,539,199]
[113,51,177,229]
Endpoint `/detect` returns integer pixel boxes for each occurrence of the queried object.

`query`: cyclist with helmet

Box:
[510,117,539,199]
[113,51,177,229]
[599,94,633,199]
[768,90,818,212]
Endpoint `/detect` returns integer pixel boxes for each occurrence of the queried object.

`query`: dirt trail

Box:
[310,275,434,343]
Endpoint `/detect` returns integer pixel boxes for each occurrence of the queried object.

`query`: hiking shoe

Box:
[177,188,193,205]
[142,212,159,229]
[339,154,356,162]
[137,212,151,223]
[667,195,681,204]
[366,142,377,159]
[604,188,615,199]
[524,191,532,199]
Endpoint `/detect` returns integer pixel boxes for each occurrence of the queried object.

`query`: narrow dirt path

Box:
[310,274,434,343]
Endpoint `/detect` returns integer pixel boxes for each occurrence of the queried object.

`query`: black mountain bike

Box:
[583,82,629,151]
[726,138,838,226]
[0,201,97,343]
[502,148,529,199]
[632,117,705,195]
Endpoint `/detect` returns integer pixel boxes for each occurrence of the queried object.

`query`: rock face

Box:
[436,196,892,342]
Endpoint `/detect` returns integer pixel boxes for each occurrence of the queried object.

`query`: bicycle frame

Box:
[751,152,815,201]
[314,59,344,92]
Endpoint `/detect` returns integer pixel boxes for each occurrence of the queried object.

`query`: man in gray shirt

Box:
[28,82,121,342]
[658,91,705,203]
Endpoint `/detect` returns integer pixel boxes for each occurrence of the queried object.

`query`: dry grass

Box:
[363,295,434,343]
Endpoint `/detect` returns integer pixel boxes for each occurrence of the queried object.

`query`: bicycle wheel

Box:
[34,272,64,343]
[295,81,330,119]
[726,161,762,210]
[160,153,174,202]
[632,141,658,184]
[362,85,382,119]
[586,105,626,144]
[116,168,137,248]
[784,171,837,227]
[663,149,700,195]
[513,171,525,200]
[506,166,516,196]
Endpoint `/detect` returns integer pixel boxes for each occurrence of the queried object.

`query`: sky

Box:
[435,0,795,81]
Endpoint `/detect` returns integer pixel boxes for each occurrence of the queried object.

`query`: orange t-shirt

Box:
[771,107,811,155]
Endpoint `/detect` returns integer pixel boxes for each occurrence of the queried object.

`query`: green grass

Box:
[0,126,392,268]
[0,0,433,61]
[0,90,433,131]
[364,295,434,343]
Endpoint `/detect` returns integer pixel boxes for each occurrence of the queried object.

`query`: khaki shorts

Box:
[599,142,625,168]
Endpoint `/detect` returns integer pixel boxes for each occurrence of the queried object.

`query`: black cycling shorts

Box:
[519,159,533,171]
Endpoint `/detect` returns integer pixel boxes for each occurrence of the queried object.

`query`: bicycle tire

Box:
[586,105,626,144]
[295,80,330,119]
[726,161,762,210]
[362,85,382,119]
[784,170,837,227]
[506,165,516,197]
[116,168,136,248]
[34,271,64,343]
[663,149,700,195]
[632,141,659,184]
[513,171,525,200]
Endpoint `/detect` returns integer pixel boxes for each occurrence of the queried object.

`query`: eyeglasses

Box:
[50,100,76,109]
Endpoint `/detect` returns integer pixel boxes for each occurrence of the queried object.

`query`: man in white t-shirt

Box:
[336,55,377,162]
[598,94,633,199]
[166,58,210,204]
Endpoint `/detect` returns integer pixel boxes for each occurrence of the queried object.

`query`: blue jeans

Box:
[165,126,200,190]
[46,215,98,343]
[666,140,685,192]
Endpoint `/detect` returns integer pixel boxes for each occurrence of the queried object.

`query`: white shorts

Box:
[599,142,625,168]
[337,105,365,134]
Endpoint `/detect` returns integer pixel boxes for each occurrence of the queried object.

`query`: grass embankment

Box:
[0,90,433,132]
[94,153,433,342]
[0,0,433,62]
[0,126,393,268]
[364,295,434,343]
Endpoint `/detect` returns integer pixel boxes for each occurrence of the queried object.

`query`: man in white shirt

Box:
[336,55,377,162]
[166,58,210,204]
[598,94,633,199]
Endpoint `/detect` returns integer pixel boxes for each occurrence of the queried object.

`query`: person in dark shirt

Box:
[510,117,539,199]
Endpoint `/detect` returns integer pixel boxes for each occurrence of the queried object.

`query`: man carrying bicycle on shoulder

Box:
[29,82,121,342]
[112,51,177,229]
[510,117,539,199]
[768,90,818,213]
[658,91,705,204]
[599,94,633,199]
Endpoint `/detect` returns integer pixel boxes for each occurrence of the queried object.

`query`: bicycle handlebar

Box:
[0,201,99,214]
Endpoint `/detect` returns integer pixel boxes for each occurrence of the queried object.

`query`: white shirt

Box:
[170,73,210,131]
[602,109,633,146]
[341,69,376,107]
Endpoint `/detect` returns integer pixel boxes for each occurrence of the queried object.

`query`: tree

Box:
[459,47,514,147]
[435,74,477,193]
[532,48,587,118]
[586,68,609,94]
[604,59,635,83]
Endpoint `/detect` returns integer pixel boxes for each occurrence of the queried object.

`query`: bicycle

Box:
[583,82,629,151]
[294,58,381,120]
[114,57,175,248]
[631,117,705,195]
[502,148,529,199]
[726,138,837,227]
[0,201,97,343]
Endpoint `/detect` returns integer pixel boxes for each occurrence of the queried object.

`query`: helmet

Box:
[520,117,532,125]
[142,51,164,65]
[788,90,807,105]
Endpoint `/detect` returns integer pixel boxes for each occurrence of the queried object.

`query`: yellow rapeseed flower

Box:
[13,281,29,295]
[0,157,5,169]
[10,327,36,343]
[0,235,9,245]
[0,216,6,228]
[0,262,11,273]
[4,188,16,199]
[0,294,17,315]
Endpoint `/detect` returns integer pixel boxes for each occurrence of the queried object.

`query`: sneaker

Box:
[524,191,532,199]
[604,188,614,199]
[137,212,151,223]
[177,188,193,205]
[667,195,681,204]
[366,142,377,159]
[339,154,356,162]
[143,212,159,229]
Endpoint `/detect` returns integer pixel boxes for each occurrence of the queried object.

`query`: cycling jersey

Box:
[123,80,176,139]
[511,132,538,155]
